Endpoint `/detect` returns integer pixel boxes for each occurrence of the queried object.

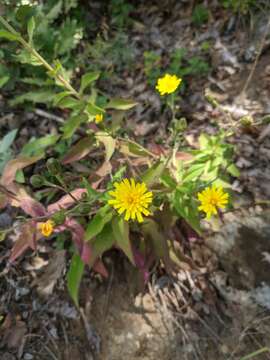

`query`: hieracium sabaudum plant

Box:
[0,11,235,306]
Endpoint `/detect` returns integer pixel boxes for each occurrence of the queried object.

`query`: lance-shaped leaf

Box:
[27,16,35,43]
[21,134,60,157]
[62,113,88,139]
[173,190,201,235]
[61,136,95,164]
[89,223,115,267]
[0,30,20,41]
[105,98,137,110]
[67,253,84,307]
[79,71,100,94]
[141,161,166,186]
[112,216,134,265]
[84,206,112,242]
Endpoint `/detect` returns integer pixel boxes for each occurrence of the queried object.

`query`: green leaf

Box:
[182,163,205,182]
[27,16,35,43]
[86,102,105,116]
[53,91,72,106]
[0,30,20,41]
[9,90,55,106]
[21,135,59,156]
[0,76,9,88]
[47,0,63,22]
[112,216,134,265]
[79,71,100,94]
[227,163,240,177]
[82,178,100,199]
[85,206,112,242]
[198,133,209,149]
[0,129,17,153]
[106,98,138,110]
[15,169,25,183]
[16,4,36,23]
[67,253,84,307]
[174,190,201,234]
[90,223,115,266]
[62,113,87,139]
[141,161,165,186]
[57,96,83,110]
[96,132,116,162]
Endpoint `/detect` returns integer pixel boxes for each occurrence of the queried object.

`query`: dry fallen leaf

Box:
[0,314,27,350]
[32,250,66,297]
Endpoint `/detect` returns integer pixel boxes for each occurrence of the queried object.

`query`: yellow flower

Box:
[197,185,229,219]
[156,74,182,96]
[38,220,54,237]
[95,113,103,124]
[108,178,153,223]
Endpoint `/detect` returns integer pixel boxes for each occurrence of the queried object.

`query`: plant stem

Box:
[0,15,80,99]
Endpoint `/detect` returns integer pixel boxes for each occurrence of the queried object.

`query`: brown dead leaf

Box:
[61,136,95,164]
[1,155,42,186]
[10,221,37,263]
[33,250,66,297]
[0,314,27,350]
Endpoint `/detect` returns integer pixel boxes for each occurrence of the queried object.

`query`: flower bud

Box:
[240,115,253,127]
[46,158,62,175]
[51,210,66,225]
[30,175,44,188]
[77,203,92,214]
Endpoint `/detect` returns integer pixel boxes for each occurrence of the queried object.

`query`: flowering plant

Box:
[0,14,237,306]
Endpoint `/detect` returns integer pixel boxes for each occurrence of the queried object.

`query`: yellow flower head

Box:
[108,178,153,223]
[156,74,182,96]
[38,220,54,237]
[197,185,229,219]
[95,113,103,124]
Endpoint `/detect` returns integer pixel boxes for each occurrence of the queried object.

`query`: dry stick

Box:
[35,108,65,124]
[240,17,270,98]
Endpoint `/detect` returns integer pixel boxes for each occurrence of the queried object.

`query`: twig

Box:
[35,108,65,124]
[240,17,270,97]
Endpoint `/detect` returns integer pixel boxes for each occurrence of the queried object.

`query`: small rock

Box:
[23,353,33,360]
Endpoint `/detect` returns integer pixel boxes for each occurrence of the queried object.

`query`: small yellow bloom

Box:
[108,178,153,223]
[156,74,182,96]
[197,185,229,219]
[38,220,54,237]
[95,113,103,124]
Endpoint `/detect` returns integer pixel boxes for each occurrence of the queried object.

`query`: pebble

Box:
[23,354,33,360]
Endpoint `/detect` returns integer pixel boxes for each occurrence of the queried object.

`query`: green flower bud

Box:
[51,210,66,225]
[30,175,44,188]
[240,115,253,127]
[46,158,62,175]
[77,203,92,214]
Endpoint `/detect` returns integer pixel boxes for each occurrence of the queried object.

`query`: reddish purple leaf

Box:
[20,197,47,217]
[47,188,87,213]
[132,247,150,283]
